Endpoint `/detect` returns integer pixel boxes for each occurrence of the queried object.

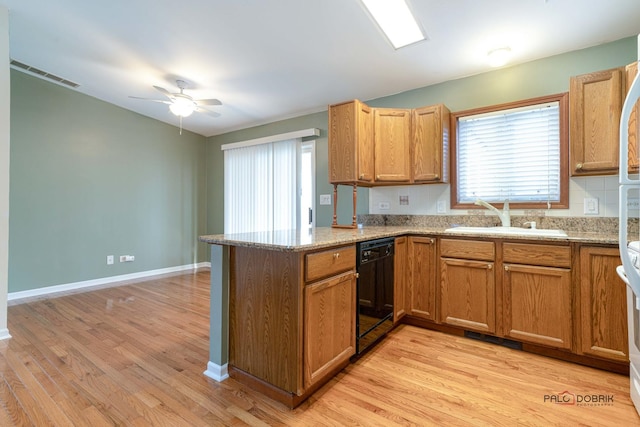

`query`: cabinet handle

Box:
[504,265,510,271]
[333,252,340,259]
[576,163,583,170]
[487,264,493,270]
[355,272,360,279]
[429,238,435,244]
[434,174,439,180]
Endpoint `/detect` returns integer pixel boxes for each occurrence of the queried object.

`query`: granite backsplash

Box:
[357,214,639,236]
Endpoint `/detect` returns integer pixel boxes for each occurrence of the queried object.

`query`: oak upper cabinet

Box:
[374,108,412,183]
[578,246,629,362]
[569,67,625,175]
[393,236,409,323]
[304,246,357,389]
[328,100,374,185]
[440,239,496,334]
[412,104,450,183]
[502,243,572,350]
[408,236,437,321]
[626,61,639,173]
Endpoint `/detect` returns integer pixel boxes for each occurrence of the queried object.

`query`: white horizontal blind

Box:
[224,139,298,234]
[457,102,560,204]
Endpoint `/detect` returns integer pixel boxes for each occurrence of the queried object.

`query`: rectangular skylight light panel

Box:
[361,0,425,49]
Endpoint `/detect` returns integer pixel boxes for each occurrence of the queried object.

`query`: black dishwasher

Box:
[356,237,394,355]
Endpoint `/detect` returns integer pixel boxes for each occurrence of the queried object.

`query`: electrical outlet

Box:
[378,202,390,210]
[106,255,114,265]
[437,200,447,213]
[628,198,640,209]
[120,255,135,262]
[584,197,599,215]
[399,195,409,205]
[319,194,332,205]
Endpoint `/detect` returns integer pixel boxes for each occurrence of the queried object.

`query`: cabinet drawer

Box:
[440,239,495,261]
[503,243,571,268]
[305,245,356,282]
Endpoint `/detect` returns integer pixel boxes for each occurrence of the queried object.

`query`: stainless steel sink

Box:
[444,226,567,237]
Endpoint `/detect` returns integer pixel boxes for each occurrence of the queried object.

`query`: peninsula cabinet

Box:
[439,239,496,334]
[229,243,356,408]
[408,236,437,321]
[578,246,629,362]
[328,99,374,185]
[412,104,450,183]
[374,108,412,183]
[569,66,625,176]
[502,243,572,350]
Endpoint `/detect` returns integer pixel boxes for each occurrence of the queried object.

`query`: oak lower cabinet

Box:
[408,236,437,321]
[440,239,496,333]
[578,246,629,362]
[393,236,409,323]
[304,270,356,388]
[502,243,572,350]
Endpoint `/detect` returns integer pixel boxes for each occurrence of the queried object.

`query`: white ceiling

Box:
[1,0,640,137]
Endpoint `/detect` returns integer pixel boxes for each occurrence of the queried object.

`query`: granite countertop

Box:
[198,225,622,252]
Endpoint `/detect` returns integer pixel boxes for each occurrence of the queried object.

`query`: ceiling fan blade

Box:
[153,85,174,98]
[196,98,222,106]
[129,96,171,104]
[196,107,221,117]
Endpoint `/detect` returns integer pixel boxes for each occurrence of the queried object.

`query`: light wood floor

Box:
[1,270,639,426]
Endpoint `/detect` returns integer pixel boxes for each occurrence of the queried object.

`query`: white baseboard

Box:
[0,328,11,340]
[8,262,211,303]
[204,361,229,382]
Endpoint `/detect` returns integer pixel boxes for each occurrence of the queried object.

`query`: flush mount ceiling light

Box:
[488,47,512,67]
[360,0,425,49]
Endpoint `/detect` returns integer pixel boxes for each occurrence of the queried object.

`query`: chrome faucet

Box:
[475,199,511,227]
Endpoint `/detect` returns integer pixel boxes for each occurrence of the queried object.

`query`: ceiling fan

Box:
[130,79,222,118]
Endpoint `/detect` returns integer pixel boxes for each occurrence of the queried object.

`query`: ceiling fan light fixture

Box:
[169,95,196,117]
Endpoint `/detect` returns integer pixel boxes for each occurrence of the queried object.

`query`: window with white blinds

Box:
[454,94,568,208]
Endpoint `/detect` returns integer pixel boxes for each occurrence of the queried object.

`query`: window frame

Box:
[450,93,569,210]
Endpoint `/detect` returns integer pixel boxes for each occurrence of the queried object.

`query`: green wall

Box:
[9,70,208,292]
[7,36,637,293]
[206,37,637,232]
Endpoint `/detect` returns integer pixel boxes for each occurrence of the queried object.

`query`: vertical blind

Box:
[457,101,560,204]
[224,138,298,234]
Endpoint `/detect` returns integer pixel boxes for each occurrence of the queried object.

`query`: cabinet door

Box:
[503,264,572,349]
[440,258,495,333]
[409,236,437,321]
[626,62,639,173]
[394,236,409,323]
[304,271,356,389]
[412,105,450,183]
[374,108,412,183]
[569,67,624,175]
[328,100,374,184]
[579,246,629,362]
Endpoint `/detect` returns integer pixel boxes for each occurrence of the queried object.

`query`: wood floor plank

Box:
[0,269,638,426]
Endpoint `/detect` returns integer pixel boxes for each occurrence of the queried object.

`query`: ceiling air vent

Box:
[10,60,80,88]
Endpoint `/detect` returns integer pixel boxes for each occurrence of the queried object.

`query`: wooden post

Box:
[331,183,358,229]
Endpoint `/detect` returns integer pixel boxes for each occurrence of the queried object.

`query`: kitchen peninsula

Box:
[200,219,627,408]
